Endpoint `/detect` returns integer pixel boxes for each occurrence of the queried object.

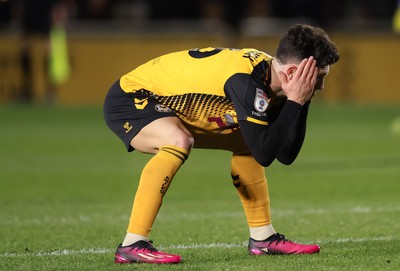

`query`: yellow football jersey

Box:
[120,47,273,134]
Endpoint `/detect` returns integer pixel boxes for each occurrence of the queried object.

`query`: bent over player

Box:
[104,24,339,264]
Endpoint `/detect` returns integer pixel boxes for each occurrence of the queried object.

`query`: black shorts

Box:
[103,80,177,152]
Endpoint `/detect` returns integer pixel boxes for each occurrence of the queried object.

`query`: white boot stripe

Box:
[145,253,165,259]
[137,252,175,260]
[136,253,157,260]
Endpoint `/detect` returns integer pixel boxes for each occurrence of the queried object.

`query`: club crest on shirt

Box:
[254,88,268,113]
[155,104,172,113]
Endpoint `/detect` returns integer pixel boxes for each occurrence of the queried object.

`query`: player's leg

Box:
[193,132,275,240]
[230,154,320,255]
[124,116,192,243]
[130,116,193,154]
[190,133,275,239]
[104,83,192,263]
[191,129,250,154]
[230,154,275,239]
[192,132,276,248]
[115,117,192,264]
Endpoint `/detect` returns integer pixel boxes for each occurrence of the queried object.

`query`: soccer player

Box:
[104,24,339,264]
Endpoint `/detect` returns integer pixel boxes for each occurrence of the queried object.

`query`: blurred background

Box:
[0,0,399,105]
[0,3,399,269]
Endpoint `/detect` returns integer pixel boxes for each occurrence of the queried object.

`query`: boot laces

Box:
[267,233,288,245]
[130,240,158,252]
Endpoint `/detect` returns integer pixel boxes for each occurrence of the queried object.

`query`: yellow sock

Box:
[231,154,271,228]
[126,145,188,237]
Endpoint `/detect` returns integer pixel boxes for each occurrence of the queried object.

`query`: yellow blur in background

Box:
[1,33,399,105]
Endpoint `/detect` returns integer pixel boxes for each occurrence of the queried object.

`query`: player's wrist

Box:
[286,97,305,106]
[284,99,303,110]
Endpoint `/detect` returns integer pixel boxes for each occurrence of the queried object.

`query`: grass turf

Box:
[0,103,399,270]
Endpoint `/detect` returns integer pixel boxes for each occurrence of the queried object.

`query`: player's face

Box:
[314,66,330,91]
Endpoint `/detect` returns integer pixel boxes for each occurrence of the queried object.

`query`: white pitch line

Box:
[0,248,113,258]
[0,236,397,258]
[2,206,400,226]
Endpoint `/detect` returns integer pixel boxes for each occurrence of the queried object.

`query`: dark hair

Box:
[276,24,339,67]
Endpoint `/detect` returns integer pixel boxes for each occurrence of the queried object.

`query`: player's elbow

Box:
[277,157,295,165]
[276,152,298,165]
[253,153,275,167]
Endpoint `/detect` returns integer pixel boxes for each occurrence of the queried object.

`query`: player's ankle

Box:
[249,224,276,241]
[122,233,149,247]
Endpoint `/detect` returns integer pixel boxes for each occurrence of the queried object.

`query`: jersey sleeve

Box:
[224,73,270,125]
[239,100,303,167]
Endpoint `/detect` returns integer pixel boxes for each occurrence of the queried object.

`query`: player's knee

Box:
[172,132,194,151]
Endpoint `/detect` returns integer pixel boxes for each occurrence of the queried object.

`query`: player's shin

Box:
[231,154,275,241]
[123,145,188,246]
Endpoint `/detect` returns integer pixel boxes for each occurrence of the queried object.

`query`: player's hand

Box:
[278,57,318,105]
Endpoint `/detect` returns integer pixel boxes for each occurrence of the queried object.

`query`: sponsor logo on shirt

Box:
[251,111,267,117]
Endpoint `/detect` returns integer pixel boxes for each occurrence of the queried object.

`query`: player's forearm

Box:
[276,101,310,165]
[240,100,302,167]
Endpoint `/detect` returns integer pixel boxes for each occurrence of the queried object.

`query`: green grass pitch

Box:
[0,103,399,270]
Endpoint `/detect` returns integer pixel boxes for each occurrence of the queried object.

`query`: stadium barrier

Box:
[0,34,399,104]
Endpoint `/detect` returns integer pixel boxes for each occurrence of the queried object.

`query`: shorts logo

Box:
[254,88,268,113]
[123,121,133,133]
[134,98,148,110]
[155,104,172,113]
